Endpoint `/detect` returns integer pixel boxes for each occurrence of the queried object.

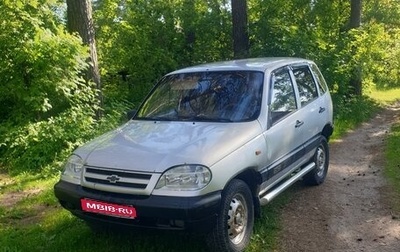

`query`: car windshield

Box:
[135,71,264,122]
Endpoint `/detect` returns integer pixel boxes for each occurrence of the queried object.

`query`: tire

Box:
[304,136,329,186]
[206,179,254,252]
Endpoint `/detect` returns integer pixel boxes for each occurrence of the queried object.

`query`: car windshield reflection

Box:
[135,71,264,122]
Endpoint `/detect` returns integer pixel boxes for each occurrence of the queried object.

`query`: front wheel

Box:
[206,179,254,252]
[304,136,329,186]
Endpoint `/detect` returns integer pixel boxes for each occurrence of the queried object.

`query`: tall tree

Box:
[66,0,102,117]
[349,0,362,28]
[181,0,196,66]
[348,0,362,96]
[231,0,249,59]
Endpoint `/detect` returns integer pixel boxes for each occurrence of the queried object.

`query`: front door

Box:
[262,66,305,183]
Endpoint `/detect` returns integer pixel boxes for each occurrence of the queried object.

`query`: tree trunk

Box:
[231,0,249,59]
[182,0,196,66]
[66,0,103,118]
[348,0,362,96]
[349,0,362,29]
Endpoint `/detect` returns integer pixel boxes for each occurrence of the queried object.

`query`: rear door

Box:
[290,64,323,155]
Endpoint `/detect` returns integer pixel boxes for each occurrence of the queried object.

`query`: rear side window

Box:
[269,68,297,125]
[310,64,328,95]
[292,66,318,107]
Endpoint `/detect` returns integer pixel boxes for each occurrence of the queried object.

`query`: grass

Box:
[330,94,381,140]
[0,212,208,251]
[368,87,400,104]
[0,174,289,251]
[370,87,400,214]
[1,88,399,252]
[384,122,400,213]
[0,164,289,251]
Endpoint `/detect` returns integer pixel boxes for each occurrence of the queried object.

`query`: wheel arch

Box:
[322,123,334,141]
[226,167,263,218]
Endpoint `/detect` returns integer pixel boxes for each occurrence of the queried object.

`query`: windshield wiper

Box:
[179,115,233,122]
[136,115,233,122]
[135,116,173,121]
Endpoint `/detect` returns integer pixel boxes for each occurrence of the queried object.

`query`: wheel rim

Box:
[316,145,326,177]
[227,193,248,245]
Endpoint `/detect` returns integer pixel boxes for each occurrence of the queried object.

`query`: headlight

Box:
[61,154,84,184]
[155,165,211,191]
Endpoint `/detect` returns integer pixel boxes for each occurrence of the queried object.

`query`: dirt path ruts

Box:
[278,102,400,252]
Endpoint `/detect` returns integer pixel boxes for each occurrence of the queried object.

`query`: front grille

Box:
[85,177,147,189]
[83,166,154,194]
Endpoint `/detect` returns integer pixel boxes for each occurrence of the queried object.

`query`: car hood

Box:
[74,120,262,173]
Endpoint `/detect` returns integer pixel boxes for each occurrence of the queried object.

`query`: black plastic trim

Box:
[260,133,321,182]
[54,180,221,232]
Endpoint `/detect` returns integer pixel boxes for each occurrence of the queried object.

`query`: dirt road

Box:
[278,103,400,252]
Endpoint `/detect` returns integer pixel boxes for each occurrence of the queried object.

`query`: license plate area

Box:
[81,198,137,219]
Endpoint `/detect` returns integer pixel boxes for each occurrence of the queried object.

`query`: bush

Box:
[0,1,98,175]
[0,99,132,176]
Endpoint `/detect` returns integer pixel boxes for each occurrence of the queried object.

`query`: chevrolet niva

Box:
[54,57,333,252]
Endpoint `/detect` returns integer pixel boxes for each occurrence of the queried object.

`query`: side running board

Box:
[259,162,316,206]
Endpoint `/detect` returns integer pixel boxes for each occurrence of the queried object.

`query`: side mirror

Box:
[126,109,137,120]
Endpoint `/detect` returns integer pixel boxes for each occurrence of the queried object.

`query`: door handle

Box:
[319,107,325,113]
[295,120,304,128]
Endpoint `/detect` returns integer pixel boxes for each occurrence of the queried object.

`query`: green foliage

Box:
[0,0,85,123]
[330,94,381,139]
[93,0,400,120]
[0,1,99,175]
[334,22,400,93]
[1,108,94,175]
[0,99,131,175]
[1,1,400,250]
[94,0,232,104]
[249,0,400,95]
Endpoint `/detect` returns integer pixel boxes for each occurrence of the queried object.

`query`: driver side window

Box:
[269,68,297,125]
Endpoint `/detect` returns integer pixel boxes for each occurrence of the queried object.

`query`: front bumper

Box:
[54,180,221,232]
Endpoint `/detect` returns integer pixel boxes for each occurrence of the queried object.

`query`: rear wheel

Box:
[304,136,329,186]
[206,179,254,252]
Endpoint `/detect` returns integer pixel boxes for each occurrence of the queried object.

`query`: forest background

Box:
[1,1,400,251]
[0,0,399,180]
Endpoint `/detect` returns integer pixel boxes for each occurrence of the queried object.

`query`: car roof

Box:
[168,57,313,74]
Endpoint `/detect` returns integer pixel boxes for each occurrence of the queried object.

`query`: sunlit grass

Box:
[367,87,400,103]
[368,87,400,213]
[248,192,291,251]
[385,123,400,213]
[330,86,400,140]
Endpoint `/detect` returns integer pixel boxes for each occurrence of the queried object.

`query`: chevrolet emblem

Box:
[106,174,121,184]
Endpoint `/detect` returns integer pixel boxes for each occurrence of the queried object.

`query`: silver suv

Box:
[54,58,333,252]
